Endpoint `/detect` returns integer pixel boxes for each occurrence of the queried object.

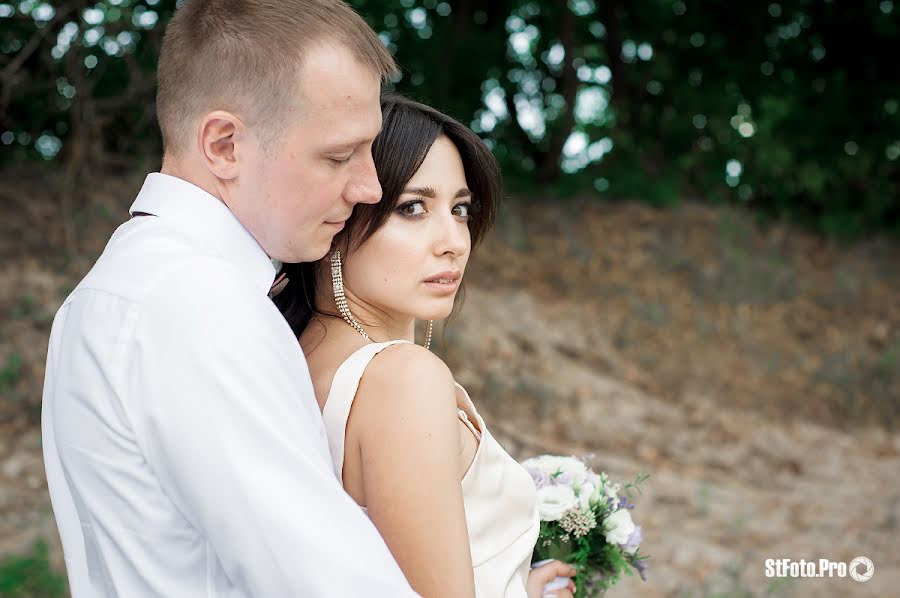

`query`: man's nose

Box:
[346,152,382,205]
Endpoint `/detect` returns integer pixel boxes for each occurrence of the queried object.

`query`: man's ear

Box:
[197,110,247,181]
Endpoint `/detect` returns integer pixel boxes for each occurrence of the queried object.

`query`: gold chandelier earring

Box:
[424,319,433,351]
[331,249,434,350]
[331,250,370,341]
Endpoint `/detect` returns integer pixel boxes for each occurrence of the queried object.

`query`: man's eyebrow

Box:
[322,138,370,153]
[455,189,473,198]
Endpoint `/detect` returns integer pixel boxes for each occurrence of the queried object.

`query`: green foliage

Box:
[0,540,68,598]
[1,0,897,238]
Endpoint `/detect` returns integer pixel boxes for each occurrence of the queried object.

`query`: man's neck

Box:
[160,156,224,204]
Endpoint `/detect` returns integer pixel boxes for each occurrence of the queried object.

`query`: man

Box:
[41,1,418,595]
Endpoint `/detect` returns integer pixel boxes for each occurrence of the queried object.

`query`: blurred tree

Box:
[1,0,898,238]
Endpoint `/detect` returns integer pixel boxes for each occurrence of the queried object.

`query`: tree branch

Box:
[0,4,78,83]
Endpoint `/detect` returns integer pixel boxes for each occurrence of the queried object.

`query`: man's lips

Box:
[325,214,352,226]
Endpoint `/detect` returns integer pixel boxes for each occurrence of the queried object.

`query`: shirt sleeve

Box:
[128,258,418,597]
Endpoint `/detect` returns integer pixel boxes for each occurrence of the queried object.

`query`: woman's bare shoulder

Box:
[366,342,453,389]
[353,342,459,433]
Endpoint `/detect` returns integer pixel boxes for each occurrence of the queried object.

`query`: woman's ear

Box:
[197,110,246,181]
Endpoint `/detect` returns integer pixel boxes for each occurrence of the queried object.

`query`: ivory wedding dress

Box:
[321,340,540,597]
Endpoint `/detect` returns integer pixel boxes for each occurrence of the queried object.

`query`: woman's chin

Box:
[415,305,455,322]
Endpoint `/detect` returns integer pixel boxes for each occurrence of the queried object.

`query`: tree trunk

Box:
[536,0,579,184]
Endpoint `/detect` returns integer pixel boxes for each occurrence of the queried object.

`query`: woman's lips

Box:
[423,272,461,294]
[423,279,460,293]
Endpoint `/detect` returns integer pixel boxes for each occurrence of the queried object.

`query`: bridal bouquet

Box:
[521,455,649,596]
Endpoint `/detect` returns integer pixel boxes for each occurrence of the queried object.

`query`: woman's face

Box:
[342,135,472,324]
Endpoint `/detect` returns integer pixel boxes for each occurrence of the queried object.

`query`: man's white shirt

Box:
[42,173,418,597]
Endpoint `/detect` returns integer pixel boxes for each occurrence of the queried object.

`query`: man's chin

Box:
[299,241,333,263]
[275,243,329,265]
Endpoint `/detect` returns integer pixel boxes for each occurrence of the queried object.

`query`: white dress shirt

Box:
[42,173,418,597]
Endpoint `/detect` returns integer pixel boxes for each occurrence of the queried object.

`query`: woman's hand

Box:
[526,560,577,598]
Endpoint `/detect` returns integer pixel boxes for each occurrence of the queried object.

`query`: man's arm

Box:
[132,260,418,596]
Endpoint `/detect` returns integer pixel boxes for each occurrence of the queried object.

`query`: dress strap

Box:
[454,382,485,438]
[457,408,482,441]
[321,340,412,482]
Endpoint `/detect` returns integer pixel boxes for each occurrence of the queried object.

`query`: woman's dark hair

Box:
[273,93,502,337]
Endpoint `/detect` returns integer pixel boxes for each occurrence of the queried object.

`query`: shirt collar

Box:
[130,173,277,295]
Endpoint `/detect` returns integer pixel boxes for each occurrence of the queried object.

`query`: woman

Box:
[273,95,575,598]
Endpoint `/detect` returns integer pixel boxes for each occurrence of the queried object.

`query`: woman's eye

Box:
[397,200,426,217]
[453,202,472,220]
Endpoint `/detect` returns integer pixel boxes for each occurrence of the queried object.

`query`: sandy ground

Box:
[446,287,900,597]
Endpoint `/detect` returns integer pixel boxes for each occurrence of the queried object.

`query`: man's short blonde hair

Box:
[156,0,397,156]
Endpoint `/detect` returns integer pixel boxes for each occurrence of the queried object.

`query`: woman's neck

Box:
[314,299,415,344]
[312,263,416,343]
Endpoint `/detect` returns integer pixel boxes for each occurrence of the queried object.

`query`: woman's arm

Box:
[351,343,476,598]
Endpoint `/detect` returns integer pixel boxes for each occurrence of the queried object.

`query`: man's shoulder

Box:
[59,217,290,355]
[75,218,252,309]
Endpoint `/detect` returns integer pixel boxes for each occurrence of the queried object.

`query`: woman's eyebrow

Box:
[401,186,473,199]
[402,186,437,197]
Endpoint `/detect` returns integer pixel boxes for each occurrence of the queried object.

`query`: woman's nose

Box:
[433,212,469,256]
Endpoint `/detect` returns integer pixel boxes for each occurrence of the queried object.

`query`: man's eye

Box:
[329,156,351,165]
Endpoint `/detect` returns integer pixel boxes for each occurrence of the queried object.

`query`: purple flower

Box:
[551,471,575,487]
[617,494,635,510]
[527,468,551,489]
[619,525,642,555]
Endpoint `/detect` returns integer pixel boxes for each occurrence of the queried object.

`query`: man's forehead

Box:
[303,102,382,148]
[322,117,382,147]
[296,43,380,107]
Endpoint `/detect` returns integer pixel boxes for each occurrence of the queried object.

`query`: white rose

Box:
[557,457,588,477]
[536,485,578,521]
[603,509,635,545]
[533,456,587,478]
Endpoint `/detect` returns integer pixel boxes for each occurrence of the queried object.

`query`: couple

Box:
[41,1,576,596]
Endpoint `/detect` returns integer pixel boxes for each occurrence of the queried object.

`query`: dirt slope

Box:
[1,171,898,596]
